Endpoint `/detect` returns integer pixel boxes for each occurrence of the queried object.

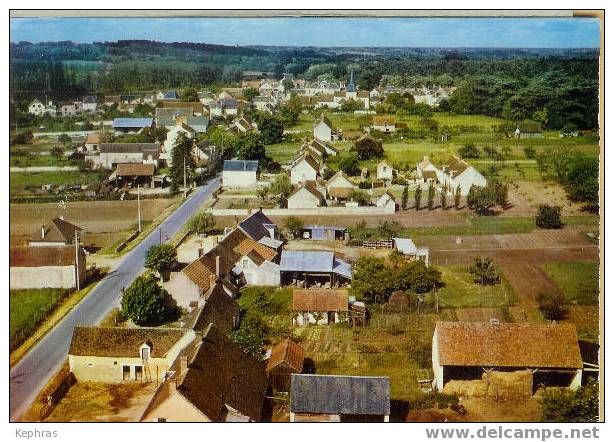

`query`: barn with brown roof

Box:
[10,245,86,290]
[432,321,584,391]
[266,338,305,392]
[28,217,82,247]
[293,289,349,326]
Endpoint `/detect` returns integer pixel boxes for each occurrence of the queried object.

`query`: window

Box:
[141,347,150,361]
[135,366,143,382]
[242,259,249,269]
[122,365,131,381]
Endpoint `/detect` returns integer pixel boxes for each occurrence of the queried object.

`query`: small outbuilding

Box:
[302,225,347,241]
[290,374,390,422]
[292,289,349,326]
[266,338,305,392]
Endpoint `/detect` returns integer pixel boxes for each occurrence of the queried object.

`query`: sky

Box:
[9,17,601,48]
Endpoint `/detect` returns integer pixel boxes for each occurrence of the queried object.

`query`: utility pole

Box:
[137,184,142,233]
[183,156,187,198]
[74,230,80,291]
[159,228,162,245]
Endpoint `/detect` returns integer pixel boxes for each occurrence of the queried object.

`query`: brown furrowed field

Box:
[10,199,176,250]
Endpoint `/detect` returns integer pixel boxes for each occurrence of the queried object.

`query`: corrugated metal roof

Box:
[290,374,390,415]
[280,250,334,273]
[332,259,353,279]
[393,238,417,255]
[112,118,153,128]
[304,225,346,231]
[223,160,259,172]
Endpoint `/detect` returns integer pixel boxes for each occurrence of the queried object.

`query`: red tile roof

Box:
[293,289,349,312]
[266,338,304,373]
[435,321,583,369]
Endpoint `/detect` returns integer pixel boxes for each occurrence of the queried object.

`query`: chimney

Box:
[41,226,45,238]
[179,355,188,376]
[215,255,220,278]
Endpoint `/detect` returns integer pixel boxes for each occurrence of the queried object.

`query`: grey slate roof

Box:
[112,118,153,129]
[280,250,334,273]
[238,210,276,242]
[223,160,259,172]
[99,143,160,154]
[290,374,390,415]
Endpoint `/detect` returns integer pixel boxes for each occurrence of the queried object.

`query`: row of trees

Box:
[352,255,444,304]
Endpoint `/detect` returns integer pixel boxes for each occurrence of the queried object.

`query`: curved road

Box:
[10,177,220,421]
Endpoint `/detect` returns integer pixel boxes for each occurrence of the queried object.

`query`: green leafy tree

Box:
[279,94,302,125]
[229,312,270,360]
[284,216,304,239]
[237,132,265,160]
[401,186,409,210]
[269,173,292,197]
[427,182,436,210]
[457,142,480,158]
[120,274,174,326]
[440,188,447,210]
[377,220,401,239]
[58,133,71,144]
[414,186,423,210]
[536,205,563,229]
[339,153,360,176]
[352,135,384,160]
[258,115,284,145]
[242,87,259,102]
[187,211,216,235]
[181,87,199,102]
[468,257,500,286]
[144,244,177,274]
[169,132,196,189]
[541,379,599,422]
[537,292,568,321]
[454,185,462,209]
[348,189,370,206]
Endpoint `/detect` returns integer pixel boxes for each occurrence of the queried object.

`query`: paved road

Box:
[9,177,220,421]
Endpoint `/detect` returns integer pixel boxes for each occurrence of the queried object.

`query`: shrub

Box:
[120,274,177,326]
[536,205,563,229]
[537,292,568,320]
[468,257,500,285]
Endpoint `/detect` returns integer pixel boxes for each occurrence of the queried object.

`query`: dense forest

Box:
[9,40,600,129]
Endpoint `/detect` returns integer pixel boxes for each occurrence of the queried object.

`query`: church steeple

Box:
[347,70,356,93]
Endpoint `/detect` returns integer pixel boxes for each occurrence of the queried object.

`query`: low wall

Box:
[10,166,80,172]
[205,206,396,216]
[33,130,95,138]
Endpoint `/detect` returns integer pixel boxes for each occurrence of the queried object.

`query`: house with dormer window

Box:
[68,326,195,383]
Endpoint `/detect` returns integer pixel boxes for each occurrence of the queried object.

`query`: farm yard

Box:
[10,198,179,253]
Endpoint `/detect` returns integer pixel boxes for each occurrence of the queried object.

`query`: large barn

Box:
[432,321,584,391]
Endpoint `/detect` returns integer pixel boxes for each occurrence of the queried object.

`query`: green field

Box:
[10,170,109,196]
[265,142,302,164]
[542,261,600,305]
[10,288,70,350]
[437,265,517,308]
[350,215,598,238]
